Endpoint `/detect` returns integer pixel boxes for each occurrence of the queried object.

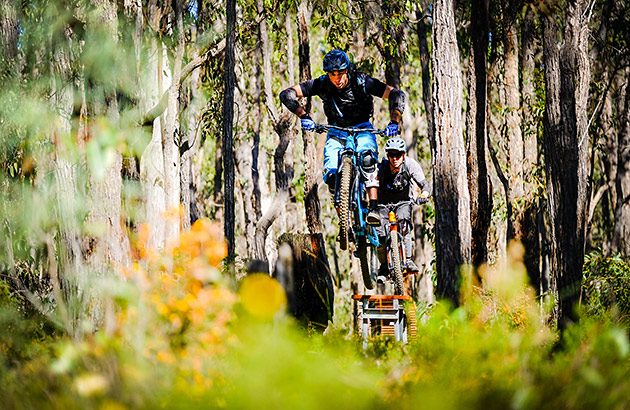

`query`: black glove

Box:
[415,196,429,205]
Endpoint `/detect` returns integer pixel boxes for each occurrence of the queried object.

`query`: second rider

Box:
[279,49,406,226]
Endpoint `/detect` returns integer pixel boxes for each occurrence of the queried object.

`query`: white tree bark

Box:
[86,0,130,270]
[140,27,170,250]
[162,0,185,245]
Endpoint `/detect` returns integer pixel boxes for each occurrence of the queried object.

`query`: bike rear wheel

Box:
[338,156,353,251]
[390,232,405,295]
[357,236,376,290]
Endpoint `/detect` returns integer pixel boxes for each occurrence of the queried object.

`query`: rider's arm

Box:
[406,157,431,198]
[279,79,319,118]
[418,180,431,198]
[279,85,308,117]
[384,87,405,124]
[365,77,406,123]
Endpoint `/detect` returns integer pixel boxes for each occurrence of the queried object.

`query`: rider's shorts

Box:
[374,201,412,239]
[322,121,378,186]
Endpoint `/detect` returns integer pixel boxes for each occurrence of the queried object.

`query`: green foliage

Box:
[2,236,630,409]
[582,252,630,323]
[314,1,353,51]
[0,280,55,373]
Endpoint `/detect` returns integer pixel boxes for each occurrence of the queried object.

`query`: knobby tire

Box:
[390,232,405,295]
[338,156,353,251]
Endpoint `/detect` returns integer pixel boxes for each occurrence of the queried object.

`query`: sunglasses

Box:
[387,152,404,159]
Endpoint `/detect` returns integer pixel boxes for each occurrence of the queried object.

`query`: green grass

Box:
[2,239,630,410]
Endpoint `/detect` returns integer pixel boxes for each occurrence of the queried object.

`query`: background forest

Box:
[1,0,630,409]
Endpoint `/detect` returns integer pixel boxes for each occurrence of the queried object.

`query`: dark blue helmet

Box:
[323,49,350,72]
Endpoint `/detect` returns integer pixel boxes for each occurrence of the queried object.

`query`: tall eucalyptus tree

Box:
[466,0,492,273]
[0,0,18,79]
[223,0,237,257]
[542,0,590,327]
[432,0,472,305]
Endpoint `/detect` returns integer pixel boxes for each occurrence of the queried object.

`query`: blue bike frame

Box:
[317,124,383,248]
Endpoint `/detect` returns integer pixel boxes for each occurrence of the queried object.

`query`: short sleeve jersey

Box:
[377,157,428,204]
[299,69,387,127]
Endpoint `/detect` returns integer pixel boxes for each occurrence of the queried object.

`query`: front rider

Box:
[279,49,406,225]
[376,137,431,273]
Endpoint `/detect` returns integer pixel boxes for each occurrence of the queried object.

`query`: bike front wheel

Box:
[338,156,353,251]
[389,232,405,295]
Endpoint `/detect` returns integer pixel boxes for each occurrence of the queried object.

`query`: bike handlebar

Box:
[314,124,386,135]
[378,198,430,211]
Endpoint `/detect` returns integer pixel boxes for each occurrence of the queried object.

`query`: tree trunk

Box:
[235,137,258,255]
[86,1,130,270]
[180,52,203,230]
[140,2,167,250]
[466,0,492,273]
[0,0,18,79]
[432,0,472,306]
[275,233,334,329]
[297,0,322,236]
[50,21,81,334]
[163,0,185,243]
[542,0,589,328]
[81,0,131,335]
[505,22,524,242]
[612,68,630,257]
[411,4,437,304]
[597,71,617,254]
[520,4,544,296]
[223,0,237,257]
[416,4,435,151]
[379,0,403,89]
[253,0,294,263]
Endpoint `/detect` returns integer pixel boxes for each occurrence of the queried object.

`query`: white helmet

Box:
[384,137,407,153]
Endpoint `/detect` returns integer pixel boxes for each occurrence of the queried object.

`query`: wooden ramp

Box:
[352,295,417,350]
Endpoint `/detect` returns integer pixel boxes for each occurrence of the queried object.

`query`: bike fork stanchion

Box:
[352,295,412,350]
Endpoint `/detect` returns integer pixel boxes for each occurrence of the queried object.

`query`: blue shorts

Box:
[322,122,378,183]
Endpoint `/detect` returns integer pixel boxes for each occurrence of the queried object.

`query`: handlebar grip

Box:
[314,124,328,133]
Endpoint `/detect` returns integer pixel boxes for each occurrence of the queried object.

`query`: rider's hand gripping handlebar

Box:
[314,124,386,135]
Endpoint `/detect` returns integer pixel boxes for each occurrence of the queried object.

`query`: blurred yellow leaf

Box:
[239,274,287,320]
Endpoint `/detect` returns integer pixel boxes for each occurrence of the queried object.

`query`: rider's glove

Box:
[415,196,429,205]
[300,114,316,131]
[385,121,399,137]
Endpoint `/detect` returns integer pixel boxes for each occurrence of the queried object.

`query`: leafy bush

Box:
[582,252,630,323]
[1,230,630,410]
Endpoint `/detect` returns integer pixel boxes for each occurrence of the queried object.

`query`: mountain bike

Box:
[315,124,385,290]
[376,199,428,295]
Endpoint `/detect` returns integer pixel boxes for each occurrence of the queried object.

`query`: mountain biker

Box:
[279,49,406,225]
[376,137,431,273]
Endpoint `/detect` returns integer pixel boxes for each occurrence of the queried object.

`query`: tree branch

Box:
[140,38,226,126]
[588,181,613,225]
[139,15,264,127]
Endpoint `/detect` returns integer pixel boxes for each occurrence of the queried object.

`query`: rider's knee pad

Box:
[360,151,378,187]
[360,150,377,173]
